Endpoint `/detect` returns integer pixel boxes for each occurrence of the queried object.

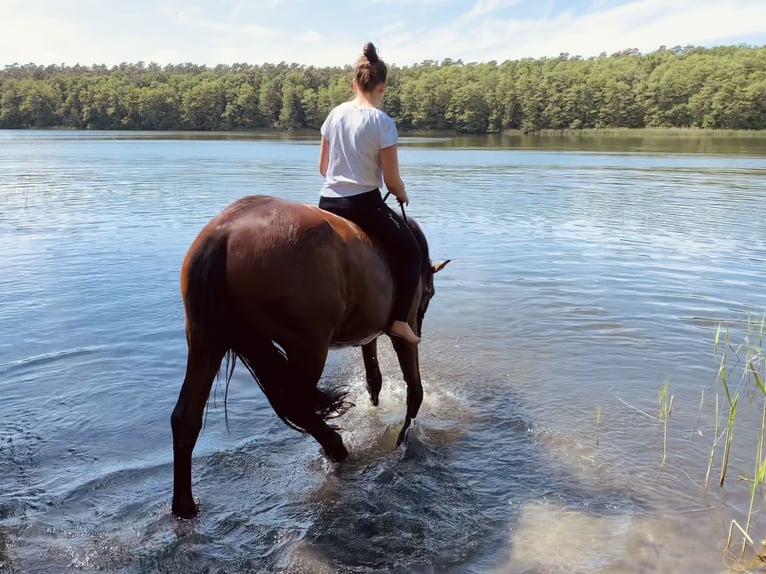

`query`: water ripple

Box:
[1,132,766,573]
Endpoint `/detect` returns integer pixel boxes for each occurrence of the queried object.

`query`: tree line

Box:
[1,45,764,133]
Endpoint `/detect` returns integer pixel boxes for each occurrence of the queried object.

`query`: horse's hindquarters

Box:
[222,198,395,348]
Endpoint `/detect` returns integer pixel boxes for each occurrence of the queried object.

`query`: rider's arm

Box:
[380,144,409,206]
[319,137,330,177]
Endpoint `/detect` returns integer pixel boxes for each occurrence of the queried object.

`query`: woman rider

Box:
[318,42,423,344]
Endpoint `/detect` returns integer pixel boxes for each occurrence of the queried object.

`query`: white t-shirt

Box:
[320,101,398,198]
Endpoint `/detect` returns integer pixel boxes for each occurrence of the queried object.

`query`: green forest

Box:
[1,44,765,133]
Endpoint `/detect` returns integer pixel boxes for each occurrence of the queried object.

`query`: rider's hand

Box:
[396,191,409,206]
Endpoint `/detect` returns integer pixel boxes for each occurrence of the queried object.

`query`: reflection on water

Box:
[497,501,732,574]
[429,131,766,155]
[7,127,765,156]
[1,130,765,572]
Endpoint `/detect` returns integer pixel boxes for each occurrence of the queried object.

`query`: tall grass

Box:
[707,313,766,556]
[658,381,674,471]
[595,405,602,448]
[616,383,673,472]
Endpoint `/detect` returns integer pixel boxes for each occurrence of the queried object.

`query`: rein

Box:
[381,191,407,222]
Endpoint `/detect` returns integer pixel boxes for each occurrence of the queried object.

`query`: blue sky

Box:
[2,0,764,67]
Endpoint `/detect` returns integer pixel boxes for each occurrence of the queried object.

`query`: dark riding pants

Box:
[319,189,423,323]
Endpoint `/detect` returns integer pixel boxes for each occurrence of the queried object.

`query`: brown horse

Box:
[171,195,449,518]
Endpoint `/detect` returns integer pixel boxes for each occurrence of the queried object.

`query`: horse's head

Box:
[406,219,451,335]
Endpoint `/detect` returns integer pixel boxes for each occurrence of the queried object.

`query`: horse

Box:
[170,195,449,518]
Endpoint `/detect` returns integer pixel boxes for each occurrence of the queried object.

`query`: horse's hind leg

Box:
[242,341,349,463]
[280,347,350,462]
[171,341,224,518]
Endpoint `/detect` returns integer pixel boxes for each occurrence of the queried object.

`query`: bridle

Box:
[381,191,407,222]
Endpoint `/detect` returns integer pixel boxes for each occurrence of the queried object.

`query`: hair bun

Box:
[362,42,379,64]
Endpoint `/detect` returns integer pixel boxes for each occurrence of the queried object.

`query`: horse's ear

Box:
[432,259,451,273]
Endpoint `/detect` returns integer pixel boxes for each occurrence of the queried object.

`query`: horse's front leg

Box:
[390,337,423,446]
[362,338,382,406]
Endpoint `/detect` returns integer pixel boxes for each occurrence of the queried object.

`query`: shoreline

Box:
[3,126,766,138]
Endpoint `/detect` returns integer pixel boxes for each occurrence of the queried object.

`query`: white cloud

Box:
[381,0,766,64]
[243,24,282,39]
[465,0,522,20]
[519,0,766,57]
[0,0,763,67]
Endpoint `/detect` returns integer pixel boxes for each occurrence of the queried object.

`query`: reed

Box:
[704,393,721,491]
[658,381,674,471]
[595,405,602,447]
[615,383,673,471]
[709,313,766,556]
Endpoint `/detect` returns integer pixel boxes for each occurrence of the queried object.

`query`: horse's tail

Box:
[183,233,231,353]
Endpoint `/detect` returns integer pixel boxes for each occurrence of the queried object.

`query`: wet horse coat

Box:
[171,195,448,518]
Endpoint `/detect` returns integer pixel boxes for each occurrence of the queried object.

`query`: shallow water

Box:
[1,130,766,573]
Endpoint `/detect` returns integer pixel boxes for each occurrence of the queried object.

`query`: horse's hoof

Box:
[172,498,198,519]
[327,443,349,463]
[322,434,349,463]
[396,421,412,447]
[368,392,380,407]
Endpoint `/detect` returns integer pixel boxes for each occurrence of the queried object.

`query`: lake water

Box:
[1,129,766,573]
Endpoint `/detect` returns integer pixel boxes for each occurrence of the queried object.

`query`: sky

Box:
[1,0,765,68]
